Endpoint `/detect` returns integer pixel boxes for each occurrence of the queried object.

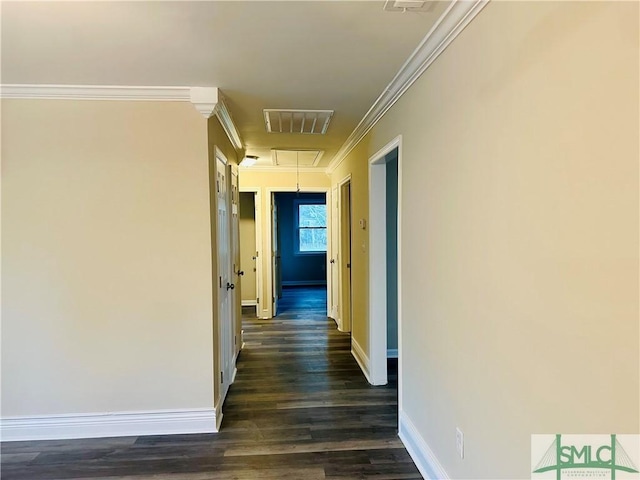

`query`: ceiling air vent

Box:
[264,109,333,135]
[271,149,325,167]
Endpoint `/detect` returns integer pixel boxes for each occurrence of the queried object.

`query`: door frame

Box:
[264,186,331,319]
[329,185,340,322]
[368,135,402,387]
[336,174,352,333]
[239,187,263,318]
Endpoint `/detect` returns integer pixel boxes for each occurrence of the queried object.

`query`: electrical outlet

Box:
[456,427,464,459]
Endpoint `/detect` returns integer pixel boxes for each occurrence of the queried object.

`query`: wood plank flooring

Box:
[1,286,420,479]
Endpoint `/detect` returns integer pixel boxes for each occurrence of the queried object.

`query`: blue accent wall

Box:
[275,192,327,285]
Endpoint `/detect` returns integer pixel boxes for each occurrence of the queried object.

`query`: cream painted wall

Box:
[332,2,639,478]
[239,170,330,318]
[2,100,215,416]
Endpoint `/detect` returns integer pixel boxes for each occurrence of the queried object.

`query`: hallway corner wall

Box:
[1,100,215,424]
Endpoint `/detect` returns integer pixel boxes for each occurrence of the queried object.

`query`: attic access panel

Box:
[271,149,325,167]
[264,109,334,135]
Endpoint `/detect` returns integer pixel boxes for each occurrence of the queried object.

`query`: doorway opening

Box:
[368,137,401,388]
[337,177,353,334]
[272,192,328,316]
[238,191,260,318]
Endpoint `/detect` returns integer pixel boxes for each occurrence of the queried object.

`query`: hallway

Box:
[1,286,419,479]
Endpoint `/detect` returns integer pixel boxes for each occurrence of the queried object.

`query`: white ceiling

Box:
[1,1,450,168]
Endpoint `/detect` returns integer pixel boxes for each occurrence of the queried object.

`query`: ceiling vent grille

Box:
[271,149,325,167]
[264,109,333,135]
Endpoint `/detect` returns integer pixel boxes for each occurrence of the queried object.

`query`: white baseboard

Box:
[351,337,372,384]
[387,348,398,359]
[0,408,218,442]
[241,300,257,307]
[214,396,224,432]
[398,411,450,480]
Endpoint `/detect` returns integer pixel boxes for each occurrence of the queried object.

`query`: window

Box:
[297,203,327,252]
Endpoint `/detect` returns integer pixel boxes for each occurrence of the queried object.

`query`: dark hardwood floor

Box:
[1,286,420,480]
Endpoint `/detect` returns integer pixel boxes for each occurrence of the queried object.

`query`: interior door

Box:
[340,181,352,333]
[216,154,234,402]
[330,186,339,320]
[230,165,241,359]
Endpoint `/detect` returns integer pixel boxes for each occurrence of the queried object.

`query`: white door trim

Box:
[264,187,331,319]
[368,136,402,387]
[239,187,263,318]
[336,174,352,333]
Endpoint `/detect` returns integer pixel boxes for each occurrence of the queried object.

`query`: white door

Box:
[216,153,234,402]
[229,165,241,359]
[329,186,339,320]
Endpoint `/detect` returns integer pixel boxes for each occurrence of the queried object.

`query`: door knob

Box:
[226,282,235,290]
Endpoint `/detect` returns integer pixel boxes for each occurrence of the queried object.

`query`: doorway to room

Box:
[272,192,328,316]
[369,138,401,387]
[238,190,261,318]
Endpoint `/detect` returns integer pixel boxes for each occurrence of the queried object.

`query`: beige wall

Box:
[1,99,215,416]
[331,2,639,478]
[239,170,330,317]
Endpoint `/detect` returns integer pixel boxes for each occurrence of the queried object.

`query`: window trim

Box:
[294,199,327,255]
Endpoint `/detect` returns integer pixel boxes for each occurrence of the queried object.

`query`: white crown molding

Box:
[239,165,327,174]
[189,86,219,118]
[0,84,191,101]
[1,84,245,151]
[214,94,243,151]
[325,0,489,174]
[0,408,217,442]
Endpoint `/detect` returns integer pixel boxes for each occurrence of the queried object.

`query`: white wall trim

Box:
[0,84,192,101]
[351,337,372,384]
[387,349,398,359]
[0,84,244,151]
[214,93,243,151]
[242,300,258,307]
[214,396,224,432]
[336,174,353,333]
[0,408,218,442]
[325,0,488,174]
[399,411,450,480]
